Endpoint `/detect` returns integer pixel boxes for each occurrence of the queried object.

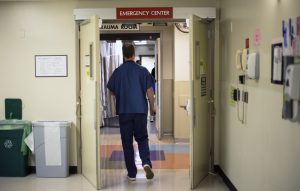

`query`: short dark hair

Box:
[122,43,135,59]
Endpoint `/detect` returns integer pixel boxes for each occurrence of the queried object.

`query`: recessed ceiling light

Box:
[133,40,147,45]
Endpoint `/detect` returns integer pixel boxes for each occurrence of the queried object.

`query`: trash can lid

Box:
[0,120,31,125]
[0,120,31,130]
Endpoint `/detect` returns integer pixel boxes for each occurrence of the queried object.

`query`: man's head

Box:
[122,43,135,61]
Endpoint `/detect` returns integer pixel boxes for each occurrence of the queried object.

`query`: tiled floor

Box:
[0,172,228,191]
[100,120,189,171]
[99,120,229,191]
[0,119,229,191]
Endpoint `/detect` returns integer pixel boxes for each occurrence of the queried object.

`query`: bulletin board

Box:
[35,55,68,77]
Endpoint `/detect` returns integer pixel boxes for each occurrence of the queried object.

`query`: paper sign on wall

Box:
[290,18,297,56]
[35,55,68,77]
[253,29,262,46]
[282,19,292,56]
[85,55,90,78]
[296,17,300,56]
[282,18,298,56]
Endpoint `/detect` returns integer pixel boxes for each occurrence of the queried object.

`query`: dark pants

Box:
[119,113,152,178]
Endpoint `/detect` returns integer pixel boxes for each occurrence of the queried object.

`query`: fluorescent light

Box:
[133,40,147,45]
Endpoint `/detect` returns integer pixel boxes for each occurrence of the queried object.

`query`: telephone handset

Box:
[235,49,248,71]
[235,50,242,70]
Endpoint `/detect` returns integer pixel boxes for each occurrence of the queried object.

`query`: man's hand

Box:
[150,105,156,116]
[109,90,115,96]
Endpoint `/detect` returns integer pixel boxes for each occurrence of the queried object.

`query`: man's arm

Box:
[109,91,115,97]
[146,87,156,115]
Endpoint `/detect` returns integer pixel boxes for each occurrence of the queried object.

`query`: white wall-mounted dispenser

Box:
[284,64,300,122]
[246,52,259,80]
[284,64,300,101]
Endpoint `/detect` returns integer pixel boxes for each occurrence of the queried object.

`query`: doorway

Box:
[99,32,160,130]
[98,23,193,188]
[76,15,215,190]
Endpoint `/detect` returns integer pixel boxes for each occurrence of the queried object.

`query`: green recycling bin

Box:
[0,120,31,177]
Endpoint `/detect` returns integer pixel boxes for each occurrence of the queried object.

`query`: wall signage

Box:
[201,75,207,97]
[100,23,140,31]
[116,7,173,19]
[35,55,68,77]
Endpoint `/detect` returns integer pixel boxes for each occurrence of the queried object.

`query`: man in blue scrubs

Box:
[107,43,155,182]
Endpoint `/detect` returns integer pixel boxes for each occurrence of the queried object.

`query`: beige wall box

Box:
[35,55,68,77]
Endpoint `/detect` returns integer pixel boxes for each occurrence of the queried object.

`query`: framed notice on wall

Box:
[35,55,68,77]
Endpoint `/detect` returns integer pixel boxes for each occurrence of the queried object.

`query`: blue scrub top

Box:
[107,61,154,115]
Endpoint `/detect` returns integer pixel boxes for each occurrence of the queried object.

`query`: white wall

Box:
[135,45,155,57]
[173,25,190,139]
[141,56,155,73]
[135,44,155,73]
[161,25,174,133]
[0,2,77,166]
[219,0,300,190]
[174,26,190,81]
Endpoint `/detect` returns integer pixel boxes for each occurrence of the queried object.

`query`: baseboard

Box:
[214,165,238,191]
[28,166,78,174]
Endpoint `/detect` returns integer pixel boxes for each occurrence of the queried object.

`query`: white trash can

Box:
[33,121,70,177]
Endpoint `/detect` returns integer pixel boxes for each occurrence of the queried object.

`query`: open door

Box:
[79,15,101,189]
[189,15,210,189]
[155,38,162,139]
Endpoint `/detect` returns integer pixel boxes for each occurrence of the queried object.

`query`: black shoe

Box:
[143,164,154,180]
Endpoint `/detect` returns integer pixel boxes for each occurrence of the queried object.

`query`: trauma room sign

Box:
[116,7,173,19]
[100,23,140,31]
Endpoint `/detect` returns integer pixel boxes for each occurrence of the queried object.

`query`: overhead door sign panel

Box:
[116,7,173,19]
[100,23,140,31]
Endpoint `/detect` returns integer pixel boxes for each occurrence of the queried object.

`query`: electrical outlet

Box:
[239,75,245,84]
[242,91,248,103]
[237,89,241,101]
[230,88,239,102]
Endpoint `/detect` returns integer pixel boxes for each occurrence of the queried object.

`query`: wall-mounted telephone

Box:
[235,49,248,71]
[235,49,248,124]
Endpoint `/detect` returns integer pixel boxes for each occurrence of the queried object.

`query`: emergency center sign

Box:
[116,7,173,19]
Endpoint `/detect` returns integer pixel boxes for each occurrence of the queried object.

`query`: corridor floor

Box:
[99,120,229,191]
[0,120,229,191]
